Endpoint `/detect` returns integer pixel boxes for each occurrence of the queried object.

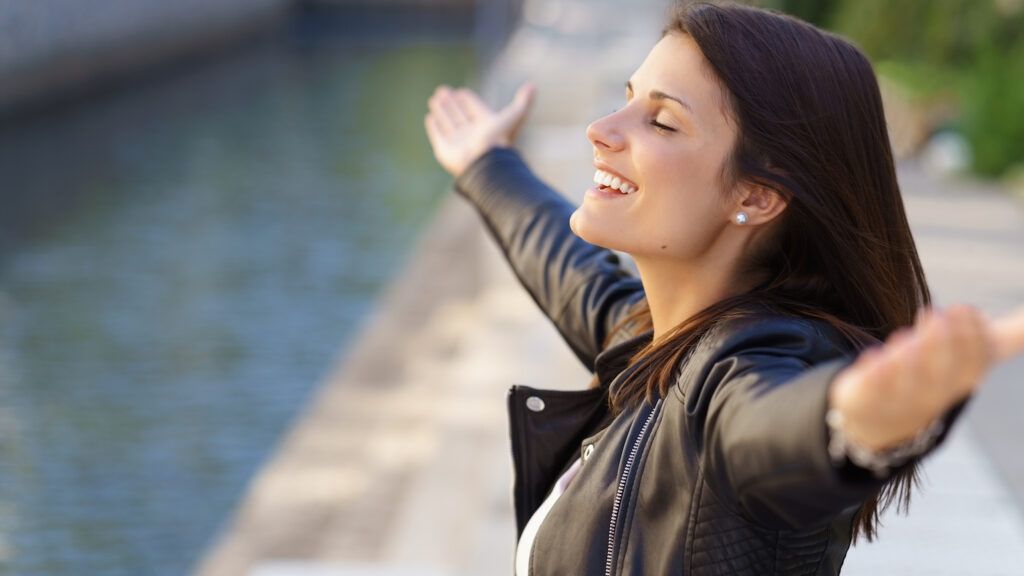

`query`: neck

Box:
[633,252,746,344]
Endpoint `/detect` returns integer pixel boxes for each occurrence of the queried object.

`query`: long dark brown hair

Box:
[592,1,930,543]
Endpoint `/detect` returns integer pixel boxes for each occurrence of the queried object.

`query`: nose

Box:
[586,108,626,152]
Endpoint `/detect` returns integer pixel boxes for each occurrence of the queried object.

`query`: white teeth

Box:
[592,169,638,194]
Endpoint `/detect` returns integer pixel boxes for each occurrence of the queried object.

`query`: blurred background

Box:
[0,0,506,574]
[762,0,1024,189]
[0,1,1021,575]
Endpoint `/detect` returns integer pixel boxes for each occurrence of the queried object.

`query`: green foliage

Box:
[827,0,1024,178]
[756,0,842,26]
[742,0,1024,177]
[830,0,991,65]
[872,60,962,102]
[960,41,1024,177]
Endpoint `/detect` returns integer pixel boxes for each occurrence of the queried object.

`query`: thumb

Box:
[498,80,536,125]
[990,304,1024,362]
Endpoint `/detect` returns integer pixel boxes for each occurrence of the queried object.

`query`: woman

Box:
[424,2,1024,574]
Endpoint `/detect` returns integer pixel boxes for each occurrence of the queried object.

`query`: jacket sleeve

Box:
[690,317,969,531]
[452,146,645,371]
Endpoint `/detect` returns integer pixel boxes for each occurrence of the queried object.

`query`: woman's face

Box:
[570,33,740,262]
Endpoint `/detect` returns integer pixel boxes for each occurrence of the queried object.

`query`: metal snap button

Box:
[583,444,595,461]
[526,396,545,412]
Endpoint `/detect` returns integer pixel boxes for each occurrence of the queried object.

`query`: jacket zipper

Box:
[605,398,662,576]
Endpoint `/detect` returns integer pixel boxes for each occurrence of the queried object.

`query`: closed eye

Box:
[627,82,682,134]
[650,119,676,133]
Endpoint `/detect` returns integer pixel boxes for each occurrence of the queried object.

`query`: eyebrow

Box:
[625,80,693,114]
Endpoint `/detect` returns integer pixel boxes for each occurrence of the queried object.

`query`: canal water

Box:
[0,7,477,575]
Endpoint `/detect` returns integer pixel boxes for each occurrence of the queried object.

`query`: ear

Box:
[734,182,788,225]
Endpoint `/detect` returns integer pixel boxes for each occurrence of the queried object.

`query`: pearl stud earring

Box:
[734,211,749,225]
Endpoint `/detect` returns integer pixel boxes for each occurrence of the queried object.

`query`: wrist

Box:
[827,366,901,451]
[825,407,945,479]
[452,145,508,184]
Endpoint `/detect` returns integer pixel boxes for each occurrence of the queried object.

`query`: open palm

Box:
[830,303,1024,451]
[423,82,535,179]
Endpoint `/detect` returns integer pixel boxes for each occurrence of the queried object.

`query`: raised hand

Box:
[423,81,536,179]
[828,303,1024,452]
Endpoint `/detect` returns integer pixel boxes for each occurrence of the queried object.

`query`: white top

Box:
[514,456,584,576]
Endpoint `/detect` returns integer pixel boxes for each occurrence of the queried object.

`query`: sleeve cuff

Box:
[452,145,524,202]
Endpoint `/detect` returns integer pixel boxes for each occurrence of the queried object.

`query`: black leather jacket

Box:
[452,146,965,575]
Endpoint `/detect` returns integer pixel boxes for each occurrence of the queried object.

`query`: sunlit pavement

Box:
[192,1,1024,574]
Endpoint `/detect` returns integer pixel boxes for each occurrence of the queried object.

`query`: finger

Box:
[517,81,536,108]
[991,304,1024,362]
[907,315,960,422]
[498,81,536,127]
[950,305,991,389]
[920,308,956,393]
[871,329,917,410]
[425,113,445,145]
[932,307,967,389]
[455,88,490,120]
[970,307,997,380]
[894,316,944,403]
[947,309,984,398]
[437,86,473,128]
[429,86,459,134]
[898,323,930,400]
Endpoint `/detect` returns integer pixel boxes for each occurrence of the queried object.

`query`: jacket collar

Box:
[593,328,654,390]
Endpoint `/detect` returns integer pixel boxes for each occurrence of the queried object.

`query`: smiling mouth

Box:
[587,183,638,200]
[597,183,635,195]
[592,169,639,195]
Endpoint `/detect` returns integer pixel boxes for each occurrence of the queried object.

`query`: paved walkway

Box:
[191,1,1024,574]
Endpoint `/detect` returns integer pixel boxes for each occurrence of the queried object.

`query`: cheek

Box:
[631,169,728,254]
[643,144,723,197]
[641,152,720,215]
[639,189,721,251]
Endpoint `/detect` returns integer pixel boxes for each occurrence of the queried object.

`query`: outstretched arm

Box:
[698,304,1024,530]
[453,146,644,369]
[828,303,1024,454]
[424,83,645,370]
[693,318,888,530]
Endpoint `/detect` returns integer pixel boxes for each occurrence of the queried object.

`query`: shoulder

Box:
[675,309,859,394]
[706,311,855,361]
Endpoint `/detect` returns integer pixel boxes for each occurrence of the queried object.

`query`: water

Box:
[0,7,477,575]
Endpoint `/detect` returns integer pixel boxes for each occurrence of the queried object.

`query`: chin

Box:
[569,207,623,251]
